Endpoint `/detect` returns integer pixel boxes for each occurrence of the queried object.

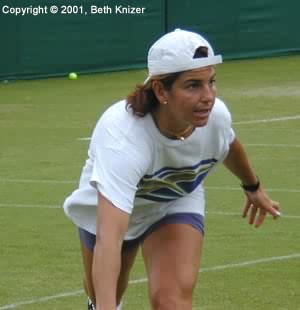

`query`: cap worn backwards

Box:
[145,28,222,83]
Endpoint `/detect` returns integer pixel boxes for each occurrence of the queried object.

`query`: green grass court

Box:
[0,55,299,309]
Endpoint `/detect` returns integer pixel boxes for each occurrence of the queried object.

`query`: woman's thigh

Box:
[142,223,204,308]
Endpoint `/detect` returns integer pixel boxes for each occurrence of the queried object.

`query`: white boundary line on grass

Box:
[244,143,300,148]
[0,290,84,310]
[77,115,300,141]
[206,210,300,219]
[130,252,300,284]
[0,253,299,309]
[0,178,299,194]
[233,114,300,125]
[205,185,300,193]
[1,204,300,219]
[0,178,76,184]
[0,203,60,209]
[78,137,91,141]
[1,203,299,219]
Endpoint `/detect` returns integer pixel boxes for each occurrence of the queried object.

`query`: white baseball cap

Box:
[145,28,222,83]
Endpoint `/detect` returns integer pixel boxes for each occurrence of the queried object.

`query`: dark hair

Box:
[126,45,208,116]
[126,73,182,117]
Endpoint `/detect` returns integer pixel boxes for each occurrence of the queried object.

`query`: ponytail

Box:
[126,72,182,117]
[126,81,158,116]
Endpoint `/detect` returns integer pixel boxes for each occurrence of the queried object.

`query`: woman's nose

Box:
[200,84,215,103]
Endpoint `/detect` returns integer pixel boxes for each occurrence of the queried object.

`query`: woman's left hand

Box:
[242,187,281,228]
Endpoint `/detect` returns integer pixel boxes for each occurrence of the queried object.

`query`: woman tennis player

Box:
[63,29,281,310]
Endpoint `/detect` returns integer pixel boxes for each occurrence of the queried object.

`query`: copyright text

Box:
[1,4,147,16]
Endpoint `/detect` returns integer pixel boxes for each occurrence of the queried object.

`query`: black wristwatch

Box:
[241,179,260,192]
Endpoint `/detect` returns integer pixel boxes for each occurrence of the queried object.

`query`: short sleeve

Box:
[223,107,235,145]
[212,98,236,162]
[89,114,149,214]
[90,143,149,214]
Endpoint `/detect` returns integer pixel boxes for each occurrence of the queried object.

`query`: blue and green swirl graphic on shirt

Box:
[136,158,218,202]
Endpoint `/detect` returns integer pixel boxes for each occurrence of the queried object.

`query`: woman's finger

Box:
[271,201,281,219]
[263,200,281,219]
[249,205,258,224]
[255,208,267,228]
[242,199,252,218]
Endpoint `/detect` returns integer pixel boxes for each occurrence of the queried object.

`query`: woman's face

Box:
[164,66,217,128]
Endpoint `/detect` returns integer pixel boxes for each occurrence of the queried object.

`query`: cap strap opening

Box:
[193,46,208,58]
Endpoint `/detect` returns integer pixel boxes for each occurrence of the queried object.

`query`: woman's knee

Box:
[149,285,193,310]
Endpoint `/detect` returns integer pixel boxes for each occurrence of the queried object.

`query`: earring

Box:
[162,100,168,105]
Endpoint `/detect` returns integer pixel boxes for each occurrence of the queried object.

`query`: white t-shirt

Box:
[63,98,235,239]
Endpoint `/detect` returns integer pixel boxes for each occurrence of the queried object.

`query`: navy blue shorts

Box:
[79,212,205,252]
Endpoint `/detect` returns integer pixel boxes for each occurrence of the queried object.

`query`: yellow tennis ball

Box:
[69,72,78,80]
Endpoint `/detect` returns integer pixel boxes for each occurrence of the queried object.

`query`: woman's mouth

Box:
[193,109,210,119]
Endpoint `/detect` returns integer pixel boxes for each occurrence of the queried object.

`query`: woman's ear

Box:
[151,80,169,105]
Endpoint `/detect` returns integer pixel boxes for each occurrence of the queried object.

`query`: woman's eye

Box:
[210,79,216,86]
[188,82,199,89]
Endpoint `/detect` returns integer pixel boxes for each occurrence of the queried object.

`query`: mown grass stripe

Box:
[1,253,299,309]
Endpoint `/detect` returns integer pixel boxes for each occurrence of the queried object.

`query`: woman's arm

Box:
[223,137,258,185]
[223,138,281,227]
[93,192,129,310]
